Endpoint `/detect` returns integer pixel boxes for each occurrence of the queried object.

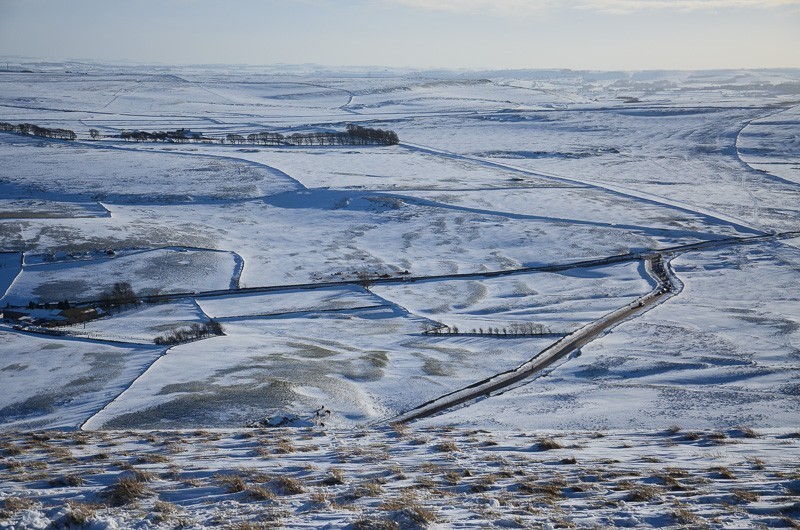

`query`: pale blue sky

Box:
[1,0,798,69]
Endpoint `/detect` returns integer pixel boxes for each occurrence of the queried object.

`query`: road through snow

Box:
[386,254,679,424]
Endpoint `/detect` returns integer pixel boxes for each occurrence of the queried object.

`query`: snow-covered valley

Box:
[1,63,799,528]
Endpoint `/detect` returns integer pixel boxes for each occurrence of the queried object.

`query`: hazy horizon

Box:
[1,0,799,71]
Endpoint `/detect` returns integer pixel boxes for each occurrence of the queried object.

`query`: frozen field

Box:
[1,427,798,529]
[1,64,799,440]
[1,247,239,306]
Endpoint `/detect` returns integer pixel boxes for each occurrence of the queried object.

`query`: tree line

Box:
[119,129,203,143]
[0,122,76,140]
[238,125,398,146]
[154,320,225,345]
[121,125,399,146]
[1,121,399,146]
[422,321,554,336]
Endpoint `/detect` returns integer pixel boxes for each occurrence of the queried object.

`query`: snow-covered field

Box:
[0,427,798,529]
[1,247,239,306]
[1,63,799,527]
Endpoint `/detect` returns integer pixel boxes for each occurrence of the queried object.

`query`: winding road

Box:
[385,228,799,424]
[386,254,678,424]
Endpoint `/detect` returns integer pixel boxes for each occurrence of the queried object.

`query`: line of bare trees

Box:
[230,125,398,146]
[422,321,554,336]
[0,122,76,140]
[120,129,202,143]
[1,120,398,146]
[118,125,399,147]
[154,320,224,345]
[99,282,140,309]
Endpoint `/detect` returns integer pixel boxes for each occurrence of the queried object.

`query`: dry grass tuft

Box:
[352,515,400,530]
[380,491,438,527]
[322,467,345,486]
[536,437,564,451]
[153,500,178,514]
[352,480,384,499]
[1,444,23,457]
[708,466,736,480]
[226,522,274,530]
[49,473,84,487]
[247,485,276,501]
[63,502,103,526]
[733,427,760,439]
[104,474,152,506]
[731,489,759,504]
[434,440,460,453]
[0,496,36,517]
[275,439,296,454]
[671,506,707,527]
[518,480,564,498]
[389,422,409,437]
[269,475,305,495]
[136,453,170,464]
[443,470,462,485]
[215,473,247,493]
[625,485,661,502]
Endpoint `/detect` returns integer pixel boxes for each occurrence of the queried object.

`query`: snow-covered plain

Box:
[1,63,799,528]
[1,427,798,529]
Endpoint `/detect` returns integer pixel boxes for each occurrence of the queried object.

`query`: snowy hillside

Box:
[1,63,799,528]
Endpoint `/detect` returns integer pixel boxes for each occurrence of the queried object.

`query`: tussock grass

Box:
[1,444,23,456]
[104,474,152,506]
[352,515,400,530]
[0,496,36,518]
[625,485,661,502]
[351,480,383,499]
[536,437,564,451]
[49,473,84,487]
[247,485,275,501]
[708,466,736,480]
[413,476,438,491]
[517,480,564,498]
[656,473,687,491]
[443,470,462,485]
[275,439,296,454]
[731,488,759,503]
[671,506,707,527]
[733,427,760,439]
[380,491,438,527]
[226,522,274,530]
[434,440,460,453]
[269,475,305,495]
[136,453,170,464]
[62,501,103,526]
[469,474,497,493]
[389,422,409,437]
[322,467,345,486]
[215,473,247,493]
[154,500,178,514]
